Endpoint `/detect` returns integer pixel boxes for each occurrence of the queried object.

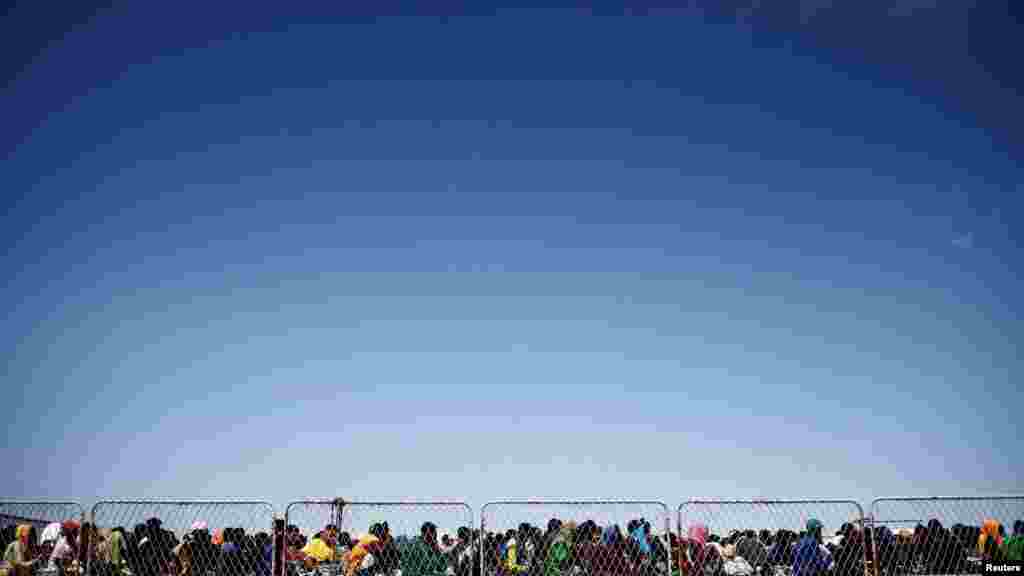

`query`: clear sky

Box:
[2,1,1021,521]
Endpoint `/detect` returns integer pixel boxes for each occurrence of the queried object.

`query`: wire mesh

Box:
[0,501,87,576]
[283,500,474,576]
[677,500,866,576]
[88,500,276,576]
[479,500,672,576]
[869,496,1024,576]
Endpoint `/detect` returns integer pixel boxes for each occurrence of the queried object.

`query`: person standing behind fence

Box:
[735,531,766,571]
[792,520,831,576]
[503,525,534,576]
[300,526,337,566]
[542,523,574,576]
[49,521,80,575]
[830,525,864,576]
[1002,521,1024,562]
[345,533,385,576]
[401,522,448,576]
[977,520,1006,563]
[447,528,472,576]
[218,529,247,576]
[540,521,562,572]
[4,525,40,576]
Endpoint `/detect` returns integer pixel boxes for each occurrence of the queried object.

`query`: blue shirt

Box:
[792,537,831,576]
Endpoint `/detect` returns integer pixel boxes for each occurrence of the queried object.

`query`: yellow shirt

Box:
[302,539,336,563]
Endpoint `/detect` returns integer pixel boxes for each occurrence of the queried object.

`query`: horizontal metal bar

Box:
[483,500,670,506]
[872,495,1024,503]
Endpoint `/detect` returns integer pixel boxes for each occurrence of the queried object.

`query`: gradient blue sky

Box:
[2,1,1021,514]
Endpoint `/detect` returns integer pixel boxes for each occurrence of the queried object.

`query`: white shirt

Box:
[49,537,75,569]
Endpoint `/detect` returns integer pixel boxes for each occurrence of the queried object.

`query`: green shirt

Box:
[1005,536,1024,562]
[543,540,572,576]
[401,538,449,576]
[4,541,29,565]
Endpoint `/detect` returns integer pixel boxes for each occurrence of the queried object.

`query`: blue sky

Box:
[2,1,1021,519]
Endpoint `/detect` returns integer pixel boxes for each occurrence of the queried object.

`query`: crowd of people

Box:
[866,519,1024,575]
[0,519,274,576]
[3,516,1023,576]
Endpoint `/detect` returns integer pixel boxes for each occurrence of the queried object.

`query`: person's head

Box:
[62,520,81,541]
[15,525,33,548]
[548,519,562,535]
[458,527,472,543]
[806,520,824,543]
[323,525,338,546]
[982,520,1001,539]
[422,522,438,545]
[1013,520,1024,537]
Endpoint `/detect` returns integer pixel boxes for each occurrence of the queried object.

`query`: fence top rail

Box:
[680,499,865,506]
[0,500,84,505]
[872,495,1024,503]
[286,500,471,506]
[483,499,669,506]
[93,499,274,505]
[92,496,274,500]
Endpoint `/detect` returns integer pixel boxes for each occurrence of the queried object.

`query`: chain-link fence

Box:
[677,500,866,576]
[869,496,1024,576]
[479,500,672,576]
[283,500,474,576]
[88,500,276,576]
[0,501,87,576]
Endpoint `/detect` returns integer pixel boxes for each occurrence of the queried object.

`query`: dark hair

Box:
[422,523,438,536]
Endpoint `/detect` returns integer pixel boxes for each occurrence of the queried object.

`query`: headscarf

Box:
[346,535,381,576]
[806,519,823,534]
[631,525,652,555]
[191,522,208,532]
[688,524,709,547]
[213,529,224,546]
[602,526,619,546]
[42,523,62,545]
[978,519,1003,556]
[16,525,31,545]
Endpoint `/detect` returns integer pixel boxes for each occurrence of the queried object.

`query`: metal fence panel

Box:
[283,500,474,576]
[677,500,866,576]
[869,496,1024,576]
[0,500,87,574]
[479,500,673,576]
[88,500,276,576]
